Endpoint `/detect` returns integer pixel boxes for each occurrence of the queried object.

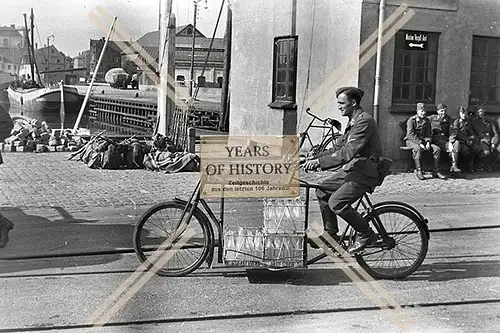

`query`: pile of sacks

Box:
[2,119,85,152]
[70,133,199,173]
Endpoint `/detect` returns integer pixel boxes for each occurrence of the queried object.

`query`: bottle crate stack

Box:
[223,198,305,268]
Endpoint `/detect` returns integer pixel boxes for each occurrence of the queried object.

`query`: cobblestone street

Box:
[1,152,499,211]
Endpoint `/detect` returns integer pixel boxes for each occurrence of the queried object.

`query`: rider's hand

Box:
[425,142,431,150]
[303,158,320,172]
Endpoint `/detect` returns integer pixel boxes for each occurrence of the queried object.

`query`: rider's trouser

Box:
[315,170,378,235]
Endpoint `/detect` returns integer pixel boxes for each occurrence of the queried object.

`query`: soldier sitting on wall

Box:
[404,103,447,180]
[449,107,479,173]
[471,107,496,171]
[428,103,459,172]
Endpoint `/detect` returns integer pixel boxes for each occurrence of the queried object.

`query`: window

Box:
[217,76,223,88]
[392,31,439,104]
[7,65,11,70]
[469,36,500,105]
[3,38,8,46]
[269,36,298,109]
[0,55,3,62]
[176,75,185,86]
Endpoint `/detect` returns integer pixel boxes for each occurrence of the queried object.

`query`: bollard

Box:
[187,127,196,153]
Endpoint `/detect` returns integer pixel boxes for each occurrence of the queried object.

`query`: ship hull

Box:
[6,86,86,129]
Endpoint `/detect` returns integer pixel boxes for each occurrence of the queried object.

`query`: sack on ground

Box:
[124,142,144,169]
[101,144,122,169]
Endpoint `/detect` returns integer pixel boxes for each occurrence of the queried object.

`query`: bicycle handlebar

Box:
[305,108,342,132]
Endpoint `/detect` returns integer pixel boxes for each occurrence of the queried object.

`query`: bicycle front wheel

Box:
[319,133,341,152]
[356,206,429,279]
[133,201,212,277]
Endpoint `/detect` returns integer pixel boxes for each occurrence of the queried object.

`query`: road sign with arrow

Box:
[404,31,428,51]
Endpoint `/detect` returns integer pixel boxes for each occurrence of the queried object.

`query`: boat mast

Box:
[30,9,43,86]
[23,13,35,82]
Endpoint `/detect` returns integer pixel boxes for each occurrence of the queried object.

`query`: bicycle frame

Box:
[172,176,399,269]
[299,108,341,152]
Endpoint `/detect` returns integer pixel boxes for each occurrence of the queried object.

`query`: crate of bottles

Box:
[223,226,305,268]
[223,227,265,267]
[263,198,305,233]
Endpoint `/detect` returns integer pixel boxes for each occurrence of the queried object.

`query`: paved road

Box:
[0,152,499,332]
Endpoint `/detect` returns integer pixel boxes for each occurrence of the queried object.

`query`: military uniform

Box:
[471,114,496,169]
[314,107,382,237]
[404,115,442,174]
[428,114,453,151]
[450,117,478,172]
[491,117,500,170]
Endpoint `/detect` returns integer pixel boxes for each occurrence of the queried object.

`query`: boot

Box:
[307,232,340,249]
[432,169,447,179]
[0,217,14,248]
[450,152,462,173]
[348,227,377,254]
[432,160,447,180]
[415,168,425,180]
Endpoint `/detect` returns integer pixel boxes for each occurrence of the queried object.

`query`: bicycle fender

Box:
[371,202,430,240]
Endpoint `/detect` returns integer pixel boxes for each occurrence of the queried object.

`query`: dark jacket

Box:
[404,115,431,145]
[428,114,453,138]
[493,117,500,147]
[316,108,382,179]
[471,115,495,144]
[450,118,474,144]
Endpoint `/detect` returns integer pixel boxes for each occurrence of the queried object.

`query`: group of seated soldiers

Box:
[404,102,500,180]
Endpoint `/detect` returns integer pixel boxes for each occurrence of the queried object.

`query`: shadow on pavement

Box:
[200,259,500,284]
[407,260,500,282]
[245,268,350,285]
[0,206,134,274]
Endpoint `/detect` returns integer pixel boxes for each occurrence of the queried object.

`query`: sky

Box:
[0,0,228,57]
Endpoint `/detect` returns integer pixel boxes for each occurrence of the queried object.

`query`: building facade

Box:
[0,25,25,77]
[228,0,500,161]
[123,24,225,88]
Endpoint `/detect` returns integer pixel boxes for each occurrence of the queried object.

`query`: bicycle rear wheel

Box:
[356,206,428,279]
[133,201,212,277]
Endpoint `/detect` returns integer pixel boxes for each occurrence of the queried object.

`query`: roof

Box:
[135,24,207,47]
[0,26,23,38]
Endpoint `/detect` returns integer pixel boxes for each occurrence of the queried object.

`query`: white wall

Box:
[228,0,362,139]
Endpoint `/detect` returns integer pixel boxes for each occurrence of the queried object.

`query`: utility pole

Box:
[189,0,207,98]
[157,0,174,135]
[189,1,198,98]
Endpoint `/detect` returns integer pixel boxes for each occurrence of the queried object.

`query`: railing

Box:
[88,96,157,136]
[87,95,221,151]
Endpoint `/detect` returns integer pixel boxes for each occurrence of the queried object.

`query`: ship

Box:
[6,84,82,129]
[5,8,84,129]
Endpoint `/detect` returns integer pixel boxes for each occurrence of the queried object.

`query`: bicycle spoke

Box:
[134,202,211,276]
[358,206,428,279]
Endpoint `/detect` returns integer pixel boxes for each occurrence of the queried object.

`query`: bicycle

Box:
[133,172,430,279]
[299,108,342,156]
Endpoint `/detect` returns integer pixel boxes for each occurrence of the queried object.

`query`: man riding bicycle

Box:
[303,86,381,254]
